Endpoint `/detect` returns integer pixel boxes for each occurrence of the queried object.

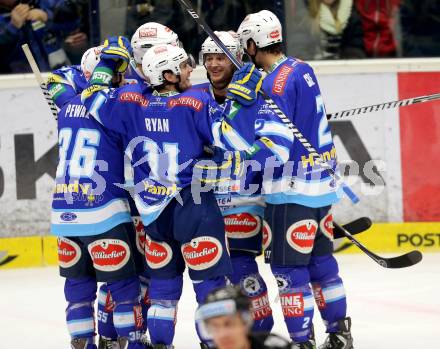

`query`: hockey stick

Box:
[327,92,440,120]
[177,0,359,204]
[21,44,59,119]
[334,217,371,239]
[333,222,422,268]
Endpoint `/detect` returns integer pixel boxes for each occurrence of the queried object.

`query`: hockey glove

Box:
[226,63,263,106]
[195,146,248,184]
[101,36,132,73]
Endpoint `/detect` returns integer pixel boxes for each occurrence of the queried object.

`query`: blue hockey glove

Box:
[227,63,263,106]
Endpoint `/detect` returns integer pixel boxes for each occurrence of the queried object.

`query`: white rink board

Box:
[0,70,403,236]
[0,254,438,348]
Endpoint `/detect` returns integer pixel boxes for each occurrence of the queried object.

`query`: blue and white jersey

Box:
[261,56,342,207]
[194,82,293,217]
[51,94,132,237]
[81,81,292,226]
[47,65,88,108]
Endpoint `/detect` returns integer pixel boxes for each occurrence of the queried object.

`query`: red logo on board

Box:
[57,237,81,268]
[224,213,261,239]
[286,220,318,254]
[181,236,222,270]
[88,239,130,271]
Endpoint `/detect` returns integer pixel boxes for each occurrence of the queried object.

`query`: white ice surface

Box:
[0,253,439,348]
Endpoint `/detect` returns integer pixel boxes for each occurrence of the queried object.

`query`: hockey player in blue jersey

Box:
[51,37,148,349]
[80,37,292,348]
[196,31,278,335]
[238,11,353,349]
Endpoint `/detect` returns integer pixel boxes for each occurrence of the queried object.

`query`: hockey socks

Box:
[309,255,347,333]
[97,284,117,340]
[107,277,144,348]
[271,265,314,343]
[229,252,274,332]
[64,277,97,348]
[147,276,183,346]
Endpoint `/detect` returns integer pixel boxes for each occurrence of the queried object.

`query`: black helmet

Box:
[198,285,252,325]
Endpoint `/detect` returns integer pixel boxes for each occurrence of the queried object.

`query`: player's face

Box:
[205,314,249,349]
[204,53,235,88]
[177,60,194,91]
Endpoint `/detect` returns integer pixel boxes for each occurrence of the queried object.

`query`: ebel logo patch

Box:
[286,220,318,254]
[181,236,222,270]
[57,237,81,268]
[88,239,130,272]
[145,235,173,269]
[60,212,77,222]
[167,97,203,112]
[224,213,261,239]
[320,213,334,241]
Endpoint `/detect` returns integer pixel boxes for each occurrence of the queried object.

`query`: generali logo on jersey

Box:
[272,65,293,96]
[262,220,272,250]
[167,97,203,112]
[286,220,318,253]
[280,292,304,317]
[224,213,261,239]
[139,27,157,38]
[88,239,131,272]
[57,237,81,268]
[119,92,149,107]
[181,236,223,270]
[320,213,334,241]
[145,235,172,269]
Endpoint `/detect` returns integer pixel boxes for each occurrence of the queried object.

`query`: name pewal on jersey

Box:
[194,82,294,217]
[51,94,132,236]
[47,65,88,109]
[262,57,342,208]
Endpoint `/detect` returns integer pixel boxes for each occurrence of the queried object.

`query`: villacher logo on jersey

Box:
[145,235,173,269]
[286,220,318,254]
[225,213,261,238]
[88,239,130,272]
[181,236,222,270]
[57,237,81,268]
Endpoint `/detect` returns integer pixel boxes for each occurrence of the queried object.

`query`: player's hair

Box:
[257,42,283,55]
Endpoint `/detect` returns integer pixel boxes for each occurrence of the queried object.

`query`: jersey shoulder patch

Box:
[272,63,295,96]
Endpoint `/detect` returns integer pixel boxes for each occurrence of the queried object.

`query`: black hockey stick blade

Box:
[333,222,423,269]
[334,217,372,239]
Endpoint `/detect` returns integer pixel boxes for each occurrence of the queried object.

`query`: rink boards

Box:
[0,222,439,269]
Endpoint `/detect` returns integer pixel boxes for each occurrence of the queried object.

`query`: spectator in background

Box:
[307,0,366,59]
[400,0,440,57]
[355,0,400,57]
[0,0,67,73]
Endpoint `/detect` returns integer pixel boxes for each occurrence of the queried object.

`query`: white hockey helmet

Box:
[142,44,192,86]
[81,45,103,80]
[199,31,243,64]
[237,10,282,49]
[131,22,180,65]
